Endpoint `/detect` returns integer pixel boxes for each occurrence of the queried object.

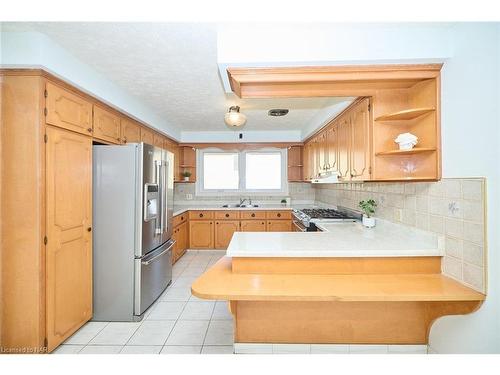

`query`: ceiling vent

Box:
[268,109,289,117]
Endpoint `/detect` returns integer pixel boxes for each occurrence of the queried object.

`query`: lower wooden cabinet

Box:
[172,221,188,264]
[189,220,214,249]
[214,220,240,249]
[267,220,292,232]
[240,220,267,232]
[45,126,93,352]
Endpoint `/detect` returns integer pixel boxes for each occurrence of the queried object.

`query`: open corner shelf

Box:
[375,108,435,122]
[375,147,436,156]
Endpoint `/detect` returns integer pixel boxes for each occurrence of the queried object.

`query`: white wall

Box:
[218,22,500,353]
[0,29,180,140]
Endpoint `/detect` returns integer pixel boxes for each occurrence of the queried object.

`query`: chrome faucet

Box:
[239,197,252,206]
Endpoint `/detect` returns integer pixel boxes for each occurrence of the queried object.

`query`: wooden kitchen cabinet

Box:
[153,132,164,148]
[326,126,338,173]
[121,118,141,144]
[240,220,267,232]
[240,211,266,220]
[350,98,371,180]
[267,220,292,232]
[141,127,154,145]
[336,113,351,180]
[214,220,240,249]
[172,221,188,263]
[93,105,122,144]
[45,125,93,352]
[189,220,214,248]
[287,145,303,182]
[45,81,93,136]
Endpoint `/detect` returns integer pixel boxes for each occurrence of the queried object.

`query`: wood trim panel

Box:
[232,300,481,344]
[227,64,443,98]
[179,142,303,150]
[231,257,442,275]
[1,75,46,352]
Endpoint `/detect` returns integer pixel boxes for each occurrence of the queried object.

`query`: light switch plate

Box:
[186,193,193,200]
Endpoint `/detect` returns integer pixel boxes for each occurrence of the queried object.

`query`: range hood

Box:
[311,171,341,184]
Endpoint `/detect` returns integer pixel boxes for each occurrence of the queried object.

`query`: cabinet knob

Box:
[181,216,184,220]
[277,213,281,217]
[87,128,93,133]
[225,213,229,217]
[87,227,92,232]
[251,213,255,217]
[216,222,219,225]
[117,137,121,142]
[199,213,203,217]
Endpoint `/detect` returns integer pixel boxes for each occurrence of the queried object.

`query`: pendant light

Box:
[224,106,247,127]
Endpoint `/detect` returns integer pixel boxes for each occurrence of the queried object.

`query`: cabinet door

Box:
[214,220,239,249]
[317,132,327,174]
[45,126,92,352]
[240,220,266,232]
[350,98,371,180]
[93,106,121,144]
[121,119,141,144]
[189,220,214,249]
[141,127,154,145]
[337,115,351,180]
[171,226,180,263]
[326,126,338,172]
[267,220,292,232]
[302,143,310,181]
[153,133,164,149]
[45,82,92,136]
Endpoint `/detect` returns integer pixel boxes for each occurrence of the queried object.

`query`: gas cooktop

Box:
[292,206,361,231]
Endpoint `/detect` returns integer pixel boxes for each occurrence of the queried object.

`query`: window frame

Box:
[195,147,289,196]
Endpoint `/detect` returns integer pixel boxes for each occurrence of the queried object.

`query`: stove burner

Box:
[300,208,350,219]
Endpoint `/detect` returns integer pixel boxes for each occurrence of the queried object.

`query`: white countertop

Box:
[226,219,444,258]
[172,204,296,216]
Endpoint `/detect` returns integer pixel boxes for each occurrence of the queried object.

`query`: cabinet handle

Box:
[87,128,93,133]
[87,227,92,232]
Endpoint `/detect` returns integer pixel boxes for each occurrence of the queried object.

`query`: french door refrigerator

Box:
[92,143,175,321]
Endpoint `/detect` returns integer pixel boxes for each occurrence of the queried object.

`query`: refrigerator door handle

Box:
[162,160,168,236]
[154,160,162,235]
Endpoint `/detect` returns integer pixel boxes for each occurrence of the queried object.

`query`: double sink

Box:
[221,203,259,208]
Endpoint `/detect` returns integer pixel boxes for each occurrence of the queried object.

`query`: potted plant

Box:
[182,170,192,182]
[280,198,287,207]
[358,199,377,228]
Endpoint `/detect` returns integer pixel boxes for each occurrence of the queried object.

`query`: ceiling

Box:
[2,22,354,138]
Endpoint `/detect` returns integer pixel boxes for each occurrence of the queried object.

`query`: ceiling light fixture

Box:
[224,106,247,127]
[268,109,289,117]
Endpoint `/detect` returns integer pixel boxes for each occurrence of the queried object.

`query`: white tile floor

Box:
[53,250,234,354]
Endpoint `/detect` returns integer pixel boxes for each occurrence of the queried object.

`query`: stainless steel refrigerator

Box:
[92,142,175,321]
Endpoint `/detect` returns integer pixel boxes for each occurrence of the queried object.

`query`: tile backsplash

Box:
[174,182,316,205]
[314,178,487,293]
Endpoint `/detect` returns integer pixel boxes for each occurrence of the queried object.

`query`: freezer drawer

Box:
[134,239,174,316]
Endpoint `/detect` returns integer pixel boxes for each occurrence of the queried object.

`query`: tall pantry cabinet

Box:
[1,72,93,353]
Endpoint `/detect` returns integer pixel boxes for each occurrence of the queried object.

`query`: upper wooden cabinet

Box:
[287,146,303,181]
[153,132,164,149]
[350,98,371,180]
[45,82,93,136]
[121,119,141,144]
[141,127,154,145]
[93,105,121,144]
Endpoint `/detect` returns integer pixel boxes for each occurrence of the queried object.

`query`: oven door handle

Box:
[292,220,307,232]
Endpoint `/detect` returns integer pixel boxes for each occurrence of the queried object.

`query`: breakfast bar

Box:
[192,221,485,346]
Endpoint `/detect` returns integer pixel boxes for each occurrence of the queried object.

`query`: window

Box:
[196,148,288,195]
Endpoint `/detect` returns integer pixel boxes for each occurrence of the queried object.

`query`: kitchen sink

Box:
[221,204,259,208]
